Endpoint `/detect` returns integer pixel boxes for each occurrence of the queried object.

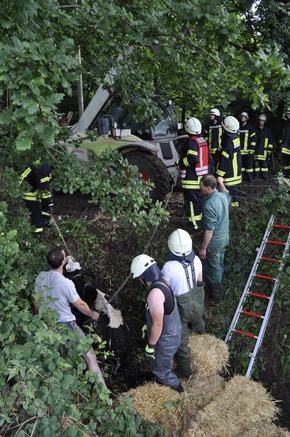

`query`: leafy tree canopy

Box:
[0,0,289,152]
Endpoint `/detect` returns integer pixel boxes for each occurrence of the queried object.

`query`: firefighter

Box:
[281,108,290,178]
[254,113,274,180]
[239,112,256,182]
[130,254,183,392]
[204,108,223,169]
[177,117,209,230]
[216,115,242,207]
[19,159,54,234]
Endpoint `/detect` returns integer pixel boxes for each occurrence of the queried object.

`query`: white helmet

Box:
[259,113,267,121]
[168,229,192,256]
[240,112,249,119]
[209,108,220,117]
[185,117,202,135]
[222,116,239,133]
[130,254,156,279]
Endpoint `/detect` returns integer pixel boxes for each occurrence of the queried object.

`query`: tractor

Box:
[63,74,185,201]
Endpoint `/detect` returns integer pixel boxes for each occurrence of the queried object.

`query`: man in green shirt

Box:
[199,174,231,304]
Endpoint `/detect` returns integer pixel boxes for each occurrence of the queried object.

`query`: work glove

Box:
[141,324,147,340]
[145,344,155,360]
[66,255,82,272]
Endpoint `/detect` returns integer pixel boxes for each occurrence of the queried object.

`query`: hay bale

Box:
[188,333,229,378]
[176,374,226,435]
[184,374,226,410]
[186,375,280,437]
[243,423,290,437]
[118,382,184,436]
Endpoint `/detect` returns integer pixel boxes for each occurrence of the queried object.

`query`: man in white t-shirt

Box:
[162,229,205,378]
[34,246,106,388]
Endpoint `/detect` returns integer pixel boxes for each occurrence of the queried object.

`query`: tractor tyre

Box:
[124,151,171,202]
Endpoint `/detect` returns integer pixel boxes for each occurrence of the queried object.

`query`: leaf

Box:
[0,110,12,124]
[15,130,33,151]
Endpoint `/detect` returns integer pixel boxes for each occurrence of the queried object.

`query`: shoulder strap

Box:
[181,261,196,291]
[150,280,175,315]
[150,279,172,295]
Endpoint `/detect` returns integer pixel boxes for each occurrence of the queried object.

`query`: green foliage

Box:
[52,149,169,227]
[0,1,79,150]
[1,0,290,152]
[262,172,290,215]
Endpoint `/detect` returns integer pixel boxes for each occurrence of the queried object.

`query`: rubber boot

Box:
[209,283,224,305]
[175,360,192,379]
[173,383,184,393]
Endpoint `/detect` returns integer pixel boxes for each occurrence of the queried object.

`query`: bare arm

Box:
[147,288,165,345]
[73,298,100,321]
[199,229,214,260]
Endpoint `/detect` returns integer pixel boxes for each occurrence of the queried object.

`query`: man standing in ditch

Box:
[34,246,107,388]
[130,254,183,392]
[199,175,231,304]
[161,229,205,379]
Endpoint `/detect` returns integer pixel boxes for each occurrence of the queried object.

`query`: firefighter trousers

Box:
[183,189,203,229]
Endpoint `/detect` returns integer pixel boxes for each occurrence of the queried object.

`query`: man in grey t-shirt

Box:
[35,246,106,388]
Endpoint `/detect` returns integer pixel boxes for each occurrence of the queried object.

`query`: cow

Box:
[65,268,131,375]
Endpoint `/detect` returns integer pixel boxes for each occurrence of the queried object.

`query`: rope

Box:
[51,215,72,256]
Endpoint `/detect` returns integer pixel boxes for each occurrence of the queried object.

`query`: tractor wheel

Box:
[124,151,171,202]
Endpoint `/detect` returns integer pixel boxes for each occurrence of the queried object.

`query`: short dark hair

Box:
[47,247,65,269]
[201,174,217,189]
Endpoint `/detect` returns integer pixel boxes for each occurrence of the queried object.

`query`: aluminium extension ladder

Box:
[224,214,290,377]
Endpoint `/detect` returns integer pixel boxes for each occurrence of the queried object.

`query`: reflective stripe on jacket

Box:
[204,120,223,154]
[216,134,242,186]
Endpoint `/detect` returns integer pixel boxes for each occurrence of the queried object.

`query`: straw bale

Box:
[185,375,280,437]
[183,374,226,410]
[118,382,184,436]
[243,423,290,437]
[188,333,229,378]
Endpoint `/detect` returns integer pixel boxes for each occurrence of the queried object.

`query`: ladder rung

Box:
[255,273,275,281]
[272,224,290,229]
[266,239,286,246]
[261,256,281,263]
[249,291,270,300]
[241,310,263,319]
[234,329,257,339]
